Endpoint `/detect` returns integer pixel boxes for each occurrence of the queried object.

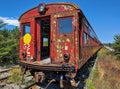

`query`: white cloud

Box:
[0,16,19,26]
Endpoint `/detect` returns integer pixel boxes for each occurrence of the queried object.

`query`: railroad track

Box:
[0,58,96,89]
[0,76,11,88]
[0,65,19,87]
[0,69,11,87]
[24,82,61,89]
[23,82,37,89]
[24,57,97,89]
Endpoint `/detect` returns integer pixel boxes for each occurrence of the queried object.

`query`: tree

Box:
[0,19,6,28]
[0,20,19,66]
[9,27,19,64]
[112,34,120,59]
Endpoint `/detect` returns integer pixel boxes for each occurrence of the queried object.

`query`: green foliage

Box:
[0,19,7,28]
[91,66,99,79]
[8,68,21,84]
[112,34,120,59]
[97,48,106,59]
[0,20,19,66]
[86,65,98,89]
[86,79,95,89]
[98,48,112,59]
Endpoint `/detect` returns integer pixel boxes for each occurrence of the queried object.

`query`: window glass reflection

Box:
[23,24,30,36]
[58,18,72,34]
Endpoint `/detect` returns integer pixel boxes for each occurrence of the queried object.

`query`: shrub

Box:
[112,34,120,59]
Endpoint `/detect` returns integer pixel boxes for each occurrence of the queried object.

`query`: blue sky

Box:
[0,0,120,43]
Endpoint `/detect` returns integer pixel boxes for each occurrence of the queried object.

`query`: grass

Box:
[8,67,34,88]
[8,68,22,85]
[86,48,120,89]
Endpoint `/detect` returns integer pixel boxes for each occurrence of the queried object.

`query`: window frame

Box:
[22,23,31,36]
[84,32,88,46]
[57,17,73,35]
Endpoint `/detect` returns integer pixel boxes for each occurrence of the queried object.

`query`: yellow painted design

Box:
[54,15,57,18]
[53,21,56,24]
[60,54,62,57]
[58,39,61,42]
[66,38,70,42]
[23,34,31,44]
[27,52,30,55]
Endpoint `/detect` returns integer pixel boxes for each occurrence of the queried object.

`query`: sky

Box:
[0,0,120,43]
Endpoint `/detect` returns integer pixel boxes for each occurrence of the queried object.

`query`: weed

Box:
[86,79,95,89]
[8,68,22,85]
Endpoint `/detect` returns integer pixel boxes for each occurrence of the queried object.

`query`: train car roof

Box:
[19,2,100,43]
[19,2,80,21]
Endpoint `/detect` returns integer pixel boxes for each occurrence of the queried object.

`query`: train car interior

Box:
[37,17,51,63]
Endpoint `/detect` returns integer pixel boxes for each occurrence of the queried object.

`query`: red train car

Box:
[19,2,102,88]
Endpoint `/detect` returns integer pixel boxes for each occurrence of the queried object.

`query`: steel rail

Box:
[23,82,37,89]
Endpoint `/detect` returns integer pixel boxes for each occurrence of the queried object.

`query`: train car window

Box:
[22,23,30,36]
[43,37,48,47]
[90,30,98,40]
[58,18,72,34]
[84,33,88,45]
[90,30,94,38]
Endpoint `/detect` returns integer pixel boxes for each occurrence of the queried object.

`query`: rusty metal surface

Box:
[19,2,80,20]
[23,82,37,89]
[20,61,75,72]
[19,2,80,66]
[34,72,45,83]
[19,3,102,84]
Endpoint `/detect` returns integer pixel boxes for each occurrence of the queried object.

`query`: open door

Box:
[41,18,50,60]
[37,17,50,60]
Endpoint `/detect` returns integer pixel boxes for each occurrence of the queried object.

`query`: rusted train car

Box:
[19,2,102,88]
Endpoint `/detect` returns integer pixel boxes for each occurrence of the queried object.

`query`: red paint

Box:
[19,2,102,72]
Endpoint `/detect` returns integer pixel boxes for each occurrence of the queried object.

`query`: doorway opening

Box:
[40,18,50,60]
